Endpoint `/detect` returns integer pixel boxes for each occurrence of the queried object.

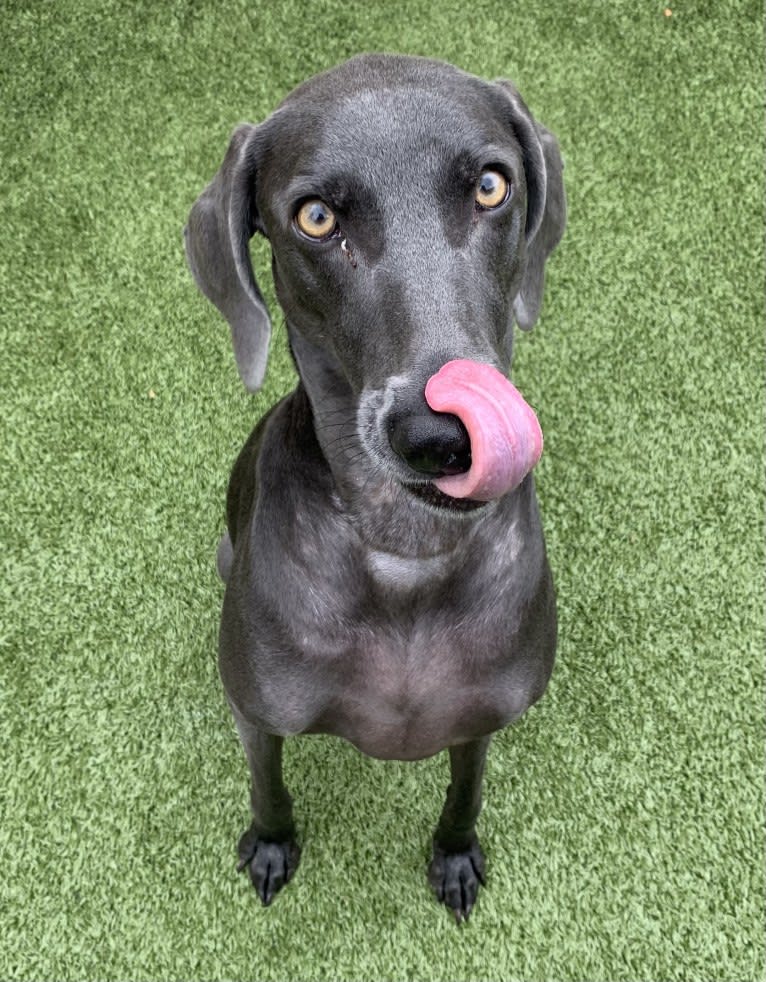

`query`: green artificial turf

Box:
[1,2,763,979]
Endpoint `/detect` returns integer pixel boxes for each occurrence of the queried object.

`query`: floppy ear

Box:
[495,82,567,331]
[184,124,271,391]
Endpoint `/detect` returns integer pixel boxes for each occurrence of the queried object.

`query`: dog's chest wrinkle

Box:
[366,548,450,589]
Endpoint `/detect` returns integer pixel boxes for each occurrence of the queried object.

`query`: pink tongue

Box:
[424,360,543,501]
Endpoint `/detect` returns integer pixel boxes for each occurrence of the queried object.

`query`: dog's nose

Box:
[387,412,471,477]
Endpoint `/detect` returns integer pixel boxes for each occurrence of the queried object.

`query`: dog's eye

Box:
[295,199,338,239]
[475,170,510,210]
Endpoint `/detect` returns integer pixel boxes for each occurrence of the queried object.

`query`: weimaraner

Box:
[184,53,566,922]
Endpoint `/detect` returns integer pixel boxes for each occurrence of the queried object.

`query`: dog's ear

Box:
[494,81,567,331]
[184,124,271,392]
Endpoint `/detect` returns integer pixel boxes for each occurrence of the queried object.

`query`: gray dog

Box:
[184,53,566,922]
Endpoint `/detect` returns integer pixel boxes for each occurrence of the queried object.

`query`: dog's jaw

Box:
[403,481,490,514]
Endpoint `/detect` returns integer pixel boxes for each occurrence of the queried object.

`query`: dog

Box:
[184,53,566,922]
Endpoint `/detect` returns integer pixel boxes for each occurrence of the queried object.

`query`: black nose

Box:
[387,411,471,477]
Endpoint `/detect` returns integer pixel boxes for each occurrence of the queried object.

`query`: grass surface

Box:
[1,1,764,980]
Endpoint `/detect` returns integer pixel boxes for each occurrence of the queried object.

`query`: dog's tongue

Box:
[424,360,543,501]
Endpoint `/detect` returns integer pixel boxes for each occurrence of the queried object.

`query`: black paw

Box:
[427,837,486,923]
[237,824,301,906]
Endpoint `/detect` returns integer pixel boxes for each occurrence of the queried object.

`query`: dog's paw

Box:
[237,824,301,906]
[427,837,486,923]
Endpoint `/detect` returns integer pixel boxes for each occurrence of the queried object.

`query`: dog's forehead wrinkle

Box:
[312,88,483,187]
[330,86,478,140]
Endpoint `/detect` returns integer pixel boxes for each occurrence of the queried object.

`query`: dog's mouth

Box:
[403,481,489,513]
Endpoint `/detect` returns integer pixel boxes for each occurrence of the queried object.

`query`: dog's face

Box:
[256,72,528,386]
[185,55,565,499]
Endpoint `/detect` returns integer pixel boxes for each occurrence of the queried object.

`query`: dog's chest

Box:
[326,630,519,760]
[294,554,534,760]
[236,489,549,760]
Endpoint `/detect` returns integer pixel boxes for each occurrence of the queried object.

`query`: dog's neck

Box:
[286,328,364,494]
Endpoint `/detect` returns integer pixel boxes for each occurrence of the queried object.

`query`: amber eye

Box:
[295,199,338,239]
[475,170,510,210]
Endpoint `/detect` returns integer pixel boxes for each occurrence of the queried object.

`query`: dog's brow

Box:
[286,172,377,215]
[283,175,331,204]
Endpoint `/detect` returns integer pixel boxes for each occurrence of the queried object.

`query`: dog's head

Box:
[185,55,565,506]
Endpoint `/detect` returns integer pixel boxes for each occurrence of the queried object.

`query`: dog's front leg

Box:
[428,736,491,922]
[232,713,300,905]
